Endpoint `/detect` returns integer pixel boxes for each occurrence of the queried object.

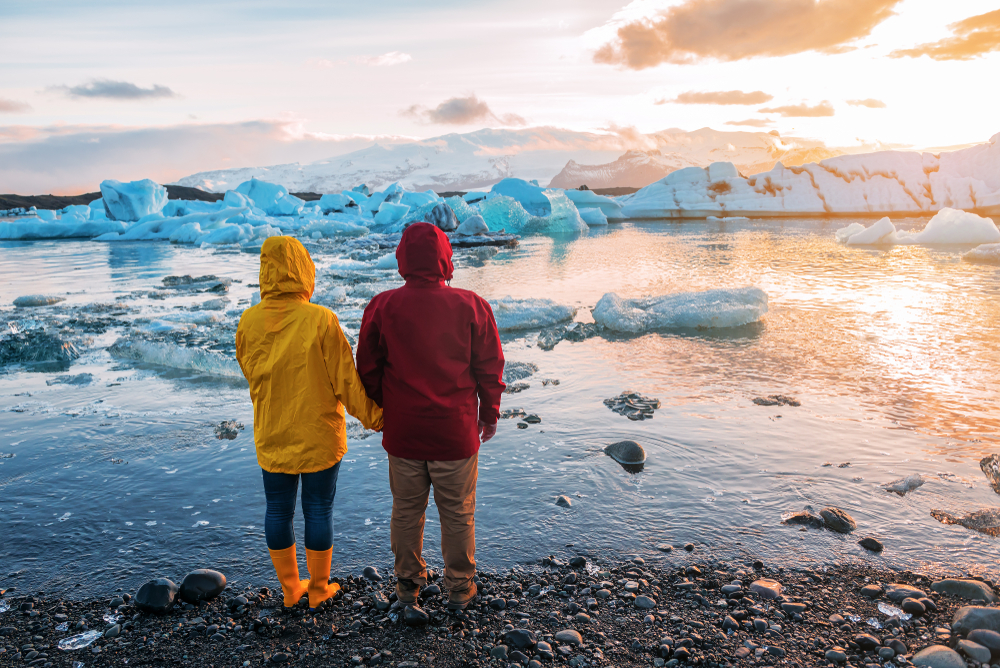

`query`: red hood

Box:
[397,222,454,284]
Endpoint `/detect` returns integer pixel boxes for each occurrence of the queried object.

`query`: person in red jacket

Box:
[356,222,505,611]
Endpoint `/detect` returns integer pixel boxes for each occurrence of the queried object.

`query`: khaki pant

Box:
[387,454,477,592]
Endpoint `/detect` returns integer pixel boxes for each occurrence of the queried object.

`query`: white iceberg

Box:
[318,193,353,213]
[100,179,168,221]
[300,216,369,239]
[94,207,249,242]
[234,178,303,216]
[488,297,577,331]
[836,209,1000,246]
[490,178,551,216]
[593,287,768,333]
[963,242,1000,264]
[0,216,126,241]
[456,214,489,235]
[563,189,624,220]
[838,217,898,246]
[579,207,608,226]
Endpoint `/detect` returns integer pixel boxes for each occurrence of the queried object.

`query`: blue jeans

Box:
[261,462,341,551]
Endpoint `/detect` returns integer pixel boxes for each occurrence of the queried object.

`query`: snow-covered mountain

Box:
[173,126,842,194]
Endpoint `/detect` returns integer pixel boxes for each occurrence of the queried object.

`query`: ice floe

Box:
[100,179,168,221]
[108,338,242,378]
[963,243,1000,264]
[835,209,1000,246]
[592,287,768,333]
[488,297,577,331]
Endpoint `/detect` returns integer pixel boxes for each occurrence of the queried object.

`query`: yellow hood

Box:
[260,236,315,300]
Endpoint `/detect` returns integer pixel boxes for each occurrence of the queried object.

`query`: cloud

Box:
[594,0,900,68]
[847,98,886,108]
[724,118,773,127]
[757,101,834,117]
[663,90,774,105]
[0,98,32,113]
[355,51,412,67]
[50,80,178,100]
[890,8,1000,60]
[403,94,526,126]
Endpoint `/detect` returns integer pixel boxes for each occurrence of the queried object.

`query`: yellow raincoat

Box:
[236,236,382,474]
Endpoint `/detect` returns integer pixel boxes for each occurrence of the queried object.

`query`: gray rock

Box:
[749,579,782,600]
[455,214,489,236]
[104,624,121,638]
[931,579,998,603]
[604,440,646,465]
[820,507,857,533]
[878,647,896,660]
[656,544,673,552]
[13,294,66,308]
[953,607,1000,636]
[555,629,583,646]
[858,536,884,553]
[902,598,927,616]
[635,596,657,609]
[135,578,179,614]
[861,584,884,598]
[912,645,966,668]
[967,630,1000,660]
[825,648,848,663]
[402,605,429,627]
[781,602,807,614]
[179,569,227,603]
[363,566,382,581]
[556,495,572,508]
[886,583,928,602]
[504,629,537,650]
[854,634,880,651]
[372,592,390,611]
[489,645,508,660]
[782,510,825,529]
[930,508,1000,537]
[980,454,1000,495]
[595,589,611,599]
[957,640,992,663]
[426,203,458,232]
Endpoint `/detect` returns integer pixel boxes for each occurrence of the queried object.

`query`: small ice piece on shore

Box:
[0,599,10,613]
[13,294,66,307]
[58,629,103,650]
[963,242,1000,264]
[100,179,168,221]
[374,253,398,270]
[593,287,768,333]
[488,297,576,331]
[877,601,912,621]
[882,474,925,496]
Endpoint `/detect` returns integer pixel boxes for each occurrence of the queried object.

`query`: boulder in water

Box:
[820,507,857,533]
[0,330,79,371]
[135,578,179,613]
[604,440,646,473]
[178,569,226,603]
[980,454,1000,495]
[426,203,458,231]
[931,508,1000,537]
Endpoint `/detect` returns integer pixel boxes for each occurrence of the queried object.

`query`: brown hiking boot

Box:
[447,581,478,610]
[396,578,420,605]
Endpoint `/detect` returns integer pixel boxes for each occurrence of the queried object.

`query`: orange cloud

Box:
[890,8,1000,60]
[594,0,900,68]
[0,98,31,113]
[758,101,835,117]
[663,90,774,105]
[724,118,773,127]
[847,98,886,108]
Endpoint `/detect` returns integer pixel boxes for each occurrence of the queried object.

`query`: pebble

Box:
[363,566,382,581]
[135,578,179,614]
[820,507,857,533]
[902,598,927,616]
[178,569,226,603]
[656,544,672,552]
[861,584,884,598]
[953,606,1000,636]
[402,605,429,627]
[683,543,694,552]
[967,629,1000,660]
[930,579,998,603]
[886,583,928,602]
[554,629,583,646]
[957,639,993,663]
[372,592,390,611]
[568,556,586,568]
[826,648,848,663]
[749,579,782,600]
[504,629,537,650]
[603,440,646,465]
[634,596,656,609]
[858,536,884,553]
[489,645,508,660]
[912,645,966,668]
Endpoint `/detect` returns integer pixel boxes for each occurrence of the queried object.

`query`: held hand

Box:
[478,420,497,444]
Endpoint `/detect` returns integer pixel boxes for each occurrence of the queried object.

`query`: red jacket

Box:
[357,223,505,461]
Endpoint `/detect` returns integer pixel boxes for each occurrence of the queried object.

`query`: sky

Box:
[1,0,999,194]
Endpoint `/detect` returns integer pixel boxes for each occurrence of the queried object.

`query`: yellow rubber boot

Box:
[306,548,342,609]
[268,545,309,608]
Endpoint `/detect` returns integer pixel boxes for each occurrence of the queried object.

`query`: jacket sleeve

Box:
[323,313,384,432]
[471,299,506,424]
[355,300,385,407]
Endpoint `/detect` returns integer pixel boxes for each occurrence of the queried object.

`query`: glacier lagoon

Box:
[1,215,1000,597]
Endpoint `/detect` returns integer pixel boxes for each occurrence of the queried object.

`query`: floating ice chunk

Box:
[168,222,205,244]
[963,242,1000,264]
[579,207,608,226]
[400,190,440,209]
[522,190,588,235]
[301,216,369,239]
[234,177,289,213]
[318,193,353,213]
[446,196,477,222]
[491,178,552,216]
[897,208,1000,244]
[593,287,768,333]
[270,193,304,216]
[835,223,867,244]
[456,214,489,235]
[0,217,127,240]
[162,199,223,217]
[14,294,66,307]
[100,207,249,242]
[373,202,410,226]
[108,337,242,378]
[882,474,925,496]
[842,217,898,246]
[477,195,532,232]
[488,297,577,331]
[100,179,168,221]
[223,190,253,208]
[706,215,750,222]
[563,189,624,220]
[374,253,398,270]
[35,209,58,221]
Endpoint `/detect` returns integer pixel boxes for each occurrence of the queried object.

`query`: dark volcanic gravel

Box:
[0,557,996,668]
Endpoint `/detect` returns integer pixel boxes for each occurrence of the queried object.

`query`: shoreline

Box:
[2,553,998,668]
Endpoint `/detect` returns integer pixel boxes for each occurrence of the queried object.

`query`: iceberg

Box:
[839,217,898,246]
[490,178,552,216]
[301,216,369,239]
[477,195,532,233]
[456,214,489,235]
[488,297,577,331]
[445,196,477,222]
[373,201,410,226]
[234,178,303,216]
[593,287,768,333]
[108,337,242,378]
[0,216,127,241]
[161,199,223,217]
[579,207,608,226]
[563,189,624,220]
[522,190,588,235]
[963,242,1000,264]
[95,207,249,242]
[100,179,168,221]
[425,202,458,231]
[318,193,353,213]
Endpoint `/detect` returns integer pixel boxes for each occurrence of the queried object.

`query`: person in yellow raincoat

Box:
[236,236,383,610]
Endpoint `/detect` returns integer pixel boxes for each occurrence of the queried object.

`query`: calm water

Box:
[2,216,999,598]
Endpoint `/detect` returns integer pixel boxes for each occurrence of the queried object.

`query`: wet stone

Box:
[957,640,992,664]
[858,536,884,553]
[820,507,857,533]
[861,584,884,598]
[886,583,927,602]
[782,510,825,529]
[135,578,179,614]
[504,629,537,650]
[402,605,429,627]
[930,579,998,603]
[967,629,1000,660]
[912,645,966,668]
[749,579,782,600]
[554,629,583,646]
[953,607,1000,636]
[555,495,572,508]
[902,598,927,616]
[980,454,1000,495]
